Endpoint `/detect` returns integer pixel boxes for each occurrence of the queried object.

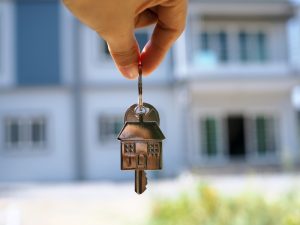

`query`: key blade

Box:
[135,170,147,194]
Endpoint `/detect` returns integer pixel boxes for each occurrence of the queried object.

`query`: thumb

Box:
[106,32,140,79]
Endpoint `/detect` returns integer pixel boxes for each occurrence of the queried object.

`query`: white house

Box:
[0,0,299,182]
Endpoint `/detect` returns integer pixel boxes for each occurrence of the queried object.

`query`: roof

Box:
[117,121,165,141]
[189,0,294,19]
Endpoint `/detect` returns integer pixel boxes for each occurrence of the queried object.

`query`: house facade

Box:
[178,0,300,171]
[0,0,299,181]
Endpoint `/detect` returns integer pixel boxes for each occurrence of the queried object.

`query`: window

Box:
[4,117,46,149]
[257,32,267,61]
[219,32,228,62]
[98,115,123,143]
[246,115,277,157]
[255,116,276,155]
[195,22,270,66]
[124,143,135,154]
[199,31,228,63]
[148,143,159,155]
[31,119,46,144]
[5,119,20,145]
[198,30,267,64]
[201,117,218,157]
[239,31,267,62]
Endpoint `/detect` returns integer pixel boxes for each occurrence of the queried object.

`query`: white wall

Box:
[287,3,300,71]
[279,91,300,168]
[0,89,75,181]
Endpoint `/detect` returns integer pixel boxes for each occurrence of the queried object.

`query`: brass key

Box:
[117,64,165,194]
[135,170,147,194]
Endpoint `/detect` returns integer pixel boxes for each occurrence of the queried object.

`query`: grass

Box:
[149,184,300,225]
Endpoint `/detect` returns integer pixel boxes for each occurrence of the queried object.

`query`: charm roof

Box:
[117,121,165,141]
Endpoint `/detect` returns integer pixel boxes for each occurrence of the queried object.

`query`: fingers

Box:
[106,7,157,79]
[141,0,187,75]
[63,0,186,78]
[106,31,140,79]
[135,9,158,28]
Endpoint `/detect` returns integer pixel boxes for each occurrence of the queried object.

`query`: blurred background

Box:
[1,0,300,224]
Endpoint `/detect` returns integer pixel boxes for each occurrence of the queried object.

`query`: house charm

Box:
[118,103,165,194]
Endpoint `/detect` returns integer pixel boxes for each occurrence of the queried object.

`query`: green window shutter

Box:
[201,117,218,157]
[239,31,267,63]
[219,31,228,62]
[255,116,276,155]
[256,116,267,154]
[257,32,267,62]
[239,31,248,62]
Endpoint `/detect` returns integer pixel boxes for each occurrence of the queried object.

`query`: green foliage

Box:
[149,185,300,225]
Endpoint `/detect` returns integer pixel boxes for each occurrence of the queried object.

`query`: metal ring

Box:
[138,63,143,111]
[134,105,147,115]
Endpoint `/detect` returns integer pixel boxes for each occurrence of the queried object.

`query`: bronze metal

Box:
[118,107,165,194]
[123,103,160,124]
[135,170,147,194]
[117,64,165,194]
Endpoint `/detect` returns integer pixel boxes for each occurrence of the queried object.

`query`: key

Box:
[117,64,165,194]
[118,103,164,194]
[135,170,147,194]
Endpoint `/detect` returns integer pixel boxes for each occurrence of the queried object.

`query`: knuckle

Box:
[110,45,138,57]
[109,45,139,67]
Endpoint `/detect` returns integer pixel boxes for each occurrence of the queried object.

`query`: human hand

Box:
[63,0,187,79]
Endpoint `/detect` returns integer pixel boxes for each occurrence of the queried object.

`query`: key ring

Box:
[138,63,143,110]
[135,63,146,115]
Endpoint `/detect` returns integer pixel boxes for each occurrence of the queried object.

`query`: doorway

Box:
[137,154,147,169]
[227,115,246,159]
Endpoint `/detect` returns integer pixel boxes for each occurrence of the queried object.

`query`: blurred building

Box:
[0,0,300,181]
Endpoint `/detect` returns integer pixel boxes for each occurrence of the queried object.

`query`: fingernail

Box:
[119,65,138,79]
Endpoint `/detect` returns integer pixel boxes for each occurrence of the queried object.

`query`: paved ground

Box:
[0,173,299,225]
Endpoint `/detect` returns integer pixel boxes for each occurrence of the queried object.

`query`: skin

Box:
[63,0,187,79]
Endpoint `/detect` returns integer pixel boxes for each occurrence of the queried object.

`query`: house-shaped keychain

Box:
[118,116,165,171]
[117,102,165,194]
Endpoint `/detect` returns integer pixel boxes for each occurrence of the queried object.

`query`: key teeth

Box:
[135,170,148,194]
[145,172,148,187]
[143,171,148,193]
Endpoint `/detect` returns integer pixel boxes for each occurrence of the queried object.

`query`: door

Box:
[137,154,147,169]
[227,115,246,159]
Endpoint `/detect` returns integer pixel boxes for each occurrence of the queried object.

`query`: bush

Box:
[149,185,300,225]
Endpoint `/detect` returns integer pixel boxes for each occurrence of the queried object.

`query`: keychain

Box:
[118,64,165,194]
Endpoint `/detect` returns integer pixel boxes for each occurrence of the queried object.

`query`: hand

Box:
[63,0,187,79]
